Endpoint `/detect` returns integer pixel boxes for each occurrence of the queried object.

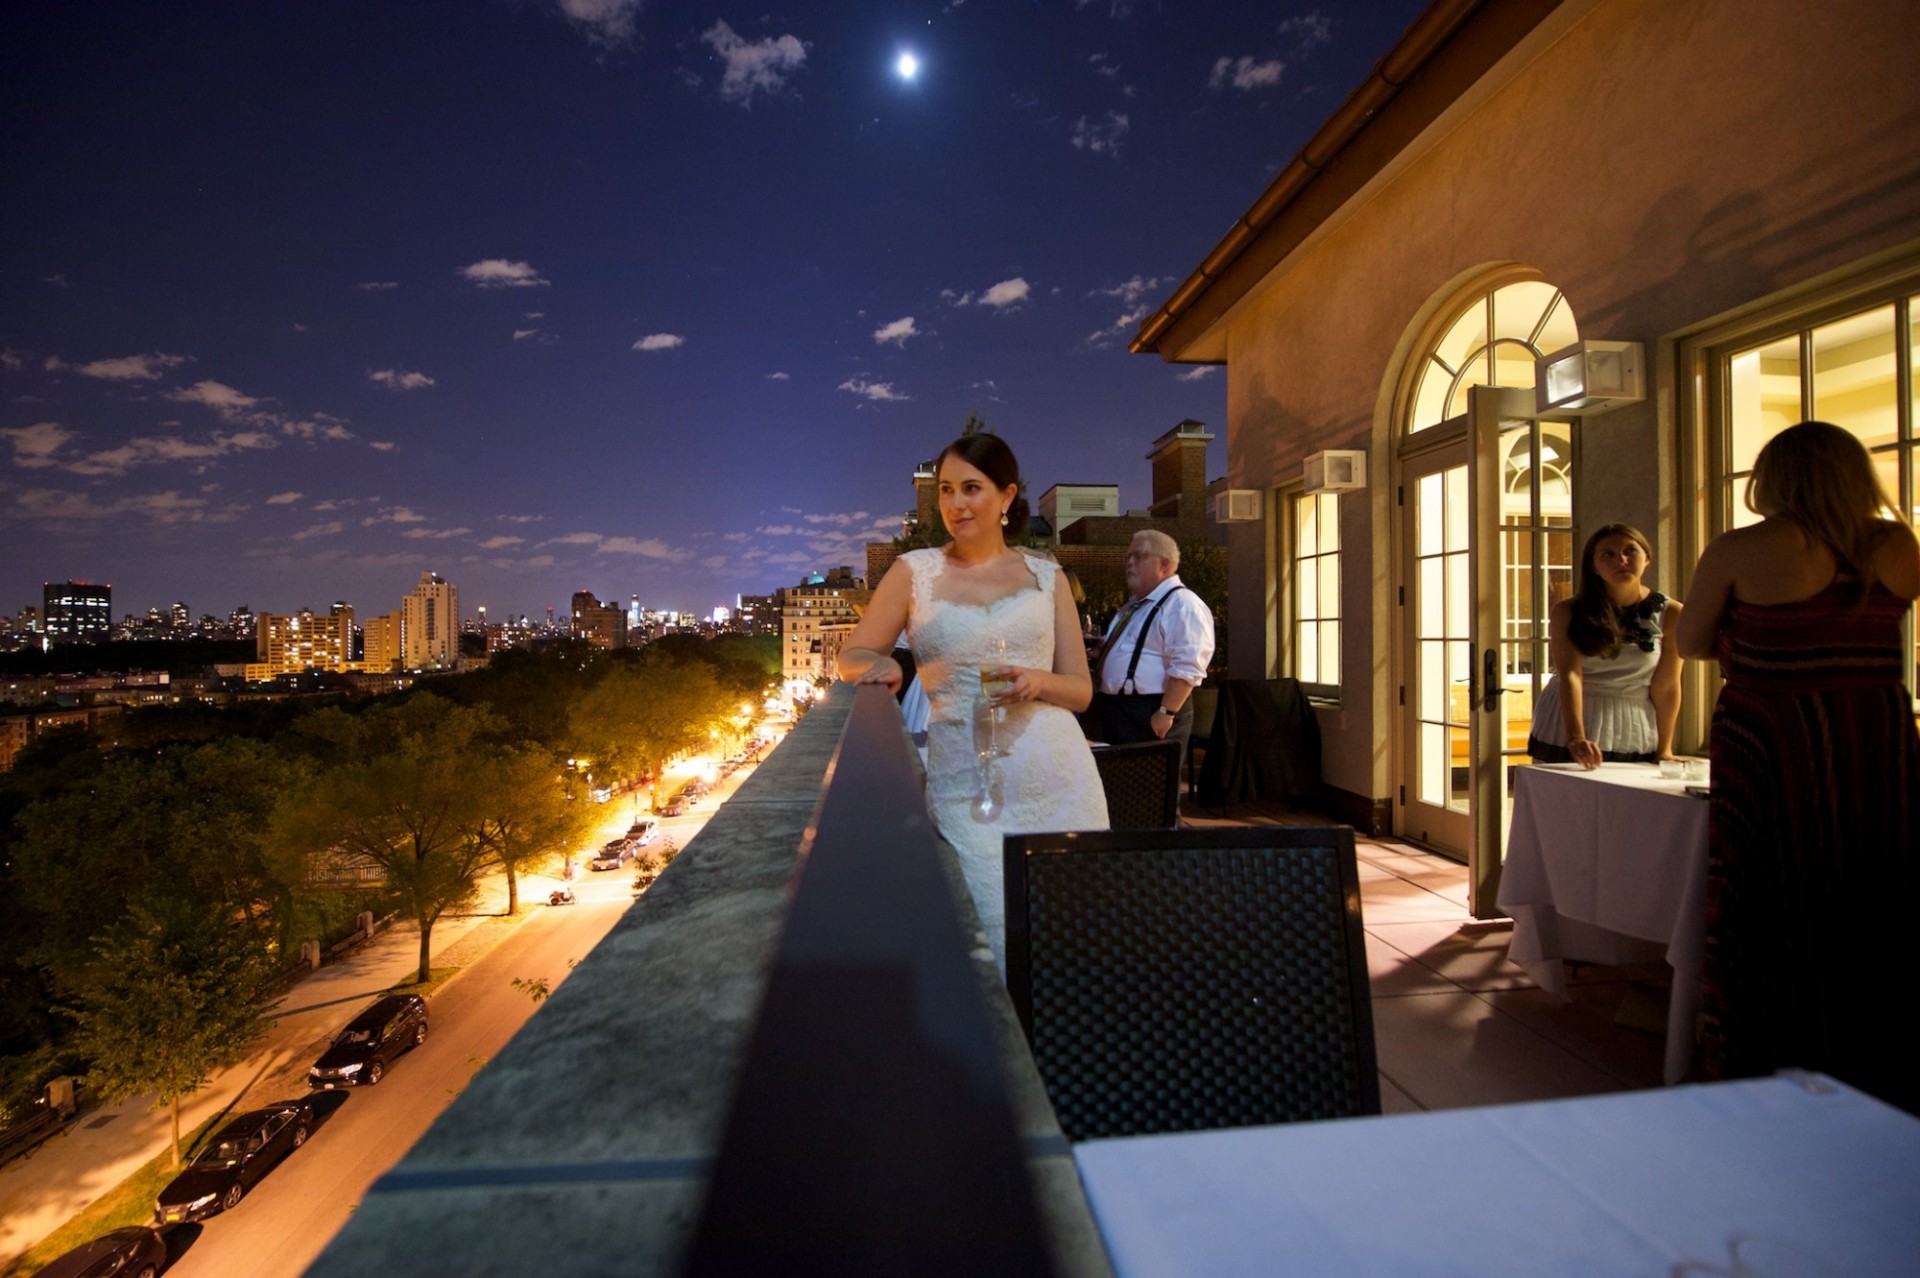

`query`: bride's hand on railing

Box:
[851,654,903,693]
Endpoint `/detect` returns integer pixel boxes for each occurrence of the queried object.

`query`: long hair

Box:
[935,431,1030,539]
[1747,420,1905,592]
[1566,523,1654,658]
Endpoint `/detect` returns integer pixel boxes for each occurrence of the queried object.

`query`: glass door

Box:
[1400,387,1559,916]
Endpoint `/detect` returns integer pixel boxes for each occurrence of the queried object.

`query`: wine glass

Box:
[978,638,1013,759]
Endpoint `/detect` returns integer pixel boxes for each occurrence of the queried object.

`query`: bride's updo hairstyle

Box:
[937,431,1030,539]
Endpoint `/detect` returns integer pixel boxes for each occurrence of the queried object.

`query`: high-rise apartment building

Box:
[571,590,628,650]
[780,568,867,686]
[402,572,458,669]
[362,611,403,672]
[251,606,354,678]
[43,581,111,643]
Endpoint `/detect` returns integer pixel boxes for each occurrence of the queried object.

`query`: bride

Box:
[839,431,1110,970]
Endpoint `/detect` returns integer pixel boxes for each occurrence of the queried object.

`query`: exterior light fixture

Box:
[1535,341,1645,415]
[1303,450,1367,494]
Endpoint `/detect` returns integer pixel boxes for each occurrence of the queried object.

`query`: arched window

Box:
[1407,280,1580,433]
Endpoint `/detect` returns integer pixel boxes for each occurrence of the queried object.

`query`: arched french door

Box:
[1395,279,1578,916]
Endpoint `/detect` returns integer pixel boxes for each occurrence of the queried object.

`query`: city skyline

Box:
[3,1,1427,617]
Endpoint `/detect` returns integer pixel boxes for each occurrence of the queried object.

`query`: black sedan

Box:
[154,1098,313,1224]
[36,1225,167,1278]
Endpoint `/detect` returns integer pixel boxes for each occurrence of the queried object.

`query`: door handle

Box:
[1481,648,1504,713]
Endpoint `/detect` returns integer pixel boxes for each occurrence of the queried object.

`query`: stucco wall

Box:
[1216,0,1920,807]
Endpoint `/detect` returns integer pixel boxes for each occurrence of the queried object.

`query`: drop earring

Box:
[1000,511,1009,526]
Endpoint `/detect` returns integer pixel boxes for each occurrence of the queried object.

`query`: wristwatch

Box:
[1155,706,1177,718]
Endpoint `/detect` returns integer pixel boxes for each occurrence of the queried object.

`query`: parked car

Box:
[308,994,428,1089]
[590,841,632,871]
[627,818,658,845]
[660,795,687,817]
[153,1098,313,1224]
[37,1225,168,1278]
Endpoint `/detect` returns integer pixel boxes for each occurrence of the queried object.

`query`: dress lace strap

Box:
[1022,551,1057,594]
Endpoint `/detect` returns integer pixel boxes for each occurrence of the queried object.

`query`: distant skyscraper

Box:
[780,567,866,685]
[402,572,458,669]
[43,581,111,643]
[570,589,628,650]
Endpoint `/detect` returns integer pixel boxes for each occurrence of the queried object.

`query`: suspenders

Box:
[1104,586,1185,694]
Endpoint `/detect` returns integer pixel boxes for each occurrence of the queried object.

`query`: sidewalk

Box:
[0,874,533,1268]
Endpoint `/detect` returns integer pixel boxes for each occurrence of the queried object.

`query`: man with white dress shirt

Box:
[1086,529,1216,765]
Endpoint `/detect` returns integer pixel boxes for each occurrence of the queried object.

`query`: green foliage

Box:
[67,896,276,1166]
[284,695,505,984]
[567,655,733,785]
[472,744,592,914]
[1177,537,1231,674]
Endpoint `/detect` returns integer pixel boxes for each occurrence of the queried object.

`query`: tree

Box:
[1177,537,1230,675]
[288,695,501,984]
[472,745,593,914]
[67,897,275,1167]
[568,656,734,796]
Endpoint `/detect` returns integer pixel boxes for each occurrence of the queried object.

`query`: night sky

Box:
[3,0,1426,622]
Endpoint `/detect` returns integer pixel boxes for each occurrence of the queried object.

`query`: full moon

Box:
[895,52,919,81]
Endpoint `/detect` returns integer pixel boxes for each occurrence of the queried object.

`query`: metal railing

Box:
[684,684,1054,1275]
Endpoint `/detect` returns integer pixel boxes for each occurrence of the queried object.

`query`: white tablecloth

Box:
[1073,1074,1920,1277]
[1499,762,1709,1083]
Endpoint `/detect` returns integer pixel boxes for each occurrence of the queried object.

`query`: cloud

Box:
[1210,56,1285,90]
[459,259,550,289]
[1089,51,1120,78]
[557,0,643,45]
[633,333,685,352]
[600,536,685,559]
[1,348,23,371]
[368,441,398,452]
[701,20,807,105]
[1071,111,1129,155]
[838,377,908,402]
[265,491,303,504]
[291,521,344,541]
[977,278,1031,309]
[1095,275,1165,305]
[1176,365,1220,381]
[281,415,354,442]
[55,352,191,381]
[497,513,546,524]
[168,380,261,418]
[368,368,437,391]
[551,532,603,546]
[403,526,472,540]
[357,281,399,292]
[765,371,790,380]
[1279,10,1334,51]
[873,316,919,346]
[1086,305,1150,347]
[11,487,215,525]
[361,506,429,526]
[60,430,279,476]
[513,328,540,341]
[802,511,872,526]
[479,535,526,550]
[1,422,75,468]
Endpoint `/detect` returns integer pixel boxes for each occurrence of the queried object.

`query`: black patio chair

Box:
[1004,825,1378,1142]
[1091,739,1182,830]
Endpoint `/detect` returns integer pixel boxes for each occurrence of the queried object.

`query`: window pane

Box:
[1296,493,1318,555]
[1419,556,1443,635]
[1444,466,1468,551]
[1412,360,1453,431]
[1420,641,1445,719]
[1420,723,1446,805]
[1434,299,1488,374]
[1872,448,1901,520]
[1418,473,1443,552]
[1494,280,1562,343]
[1298,562,1319,620]
[1319,493,1340,552]
[1445,553,1468,636]
[1534,290,1581,362]
[1297,619,1318,683]
[1318,557,1340,619]
[1490,338,1539,393]
[1728,335,1800,473]
[1811,305,1897,450]
[1319,620,1340,685]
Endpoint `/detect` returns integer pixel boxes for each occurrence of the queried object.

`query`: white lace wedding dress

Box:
[902,548,1110,969]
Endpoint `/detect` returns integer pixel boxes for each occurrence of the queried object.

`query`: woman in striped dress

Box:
[1678,421,1920,1112]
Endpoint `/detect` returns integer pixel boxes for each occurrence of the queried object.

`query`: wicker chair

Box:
[1091,739,1182,830]
[1003,826,1379,1142]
